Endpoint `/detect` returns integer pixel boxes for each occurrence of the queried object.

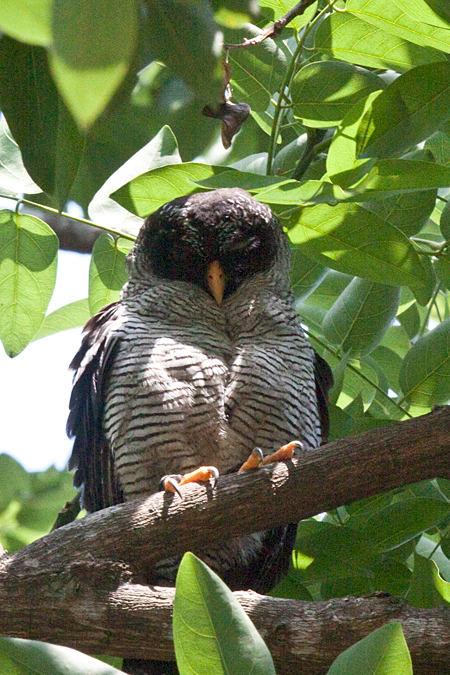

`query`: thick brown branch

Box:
[1,408,450,671]
[224,0,318,50]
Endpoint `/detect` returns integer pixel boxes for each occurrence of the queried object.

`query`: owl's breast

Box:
[103,313,246,500]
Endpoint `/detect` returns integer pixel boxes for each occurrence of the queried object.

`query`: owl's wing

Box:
[314,351,334,444]
[67,302,124,512]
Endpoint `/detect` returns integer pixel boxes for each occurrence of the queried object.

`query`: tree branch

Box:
[1,407,450,672]
[223,0,318,50]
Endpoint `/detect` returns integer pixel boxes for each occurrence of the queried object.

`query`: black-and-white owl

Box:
[67,187,332,673]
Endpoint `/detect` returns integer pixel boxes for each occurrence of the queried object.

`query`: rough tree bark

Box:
[1,406,450,673]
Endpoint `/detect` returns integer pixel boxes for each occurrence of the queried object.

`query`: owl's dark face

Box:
[135,188,280,301]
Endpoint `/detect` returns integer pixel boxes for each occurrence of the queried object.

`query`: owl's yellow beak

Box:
[206,260,226,306]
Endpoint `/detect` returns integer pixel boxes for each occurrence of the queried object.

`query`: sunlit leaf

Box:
[32,299,91,342]
[393,0,450,31]
[327,623,412,675]
[0,0,51,45]
[50,0,139,127]
[89,235,132,314]
[0,636,126,675]
[322,278,400,356]
[407,552,449,608]
[399,317,450,408]
[0,211,58,357]
[0,117,42,195]
[111,163,229,218]
[315,12,446,72]
[292,60,385,128]
[174,552,276,675]
[287,202,427,287]
[347,0,450,54]
[355,63,450,159]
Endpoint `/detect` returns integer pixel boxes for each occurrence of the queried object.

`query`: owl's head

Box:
[127,188,290,304]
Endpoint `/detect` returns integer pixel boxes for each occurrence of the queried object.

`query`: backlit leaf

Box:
[32,299,91,342]
[89,235,132,315]
[0,211,58,357]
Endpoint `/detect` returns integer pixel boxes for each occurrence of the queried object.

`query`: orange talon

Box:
[239,447,264,472]
[261,440,303,466]
[178,466,219,486]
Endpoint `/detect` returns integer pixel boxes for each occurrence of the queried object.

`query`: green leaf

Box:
[327,623,412,675]
[0,117,42,195]
[347,0,450,54]
[439,199,450,239]
[174,552,276,675]
[225,24,287,111]
[0,0,51,45]
[407,552,449,608]
[0,636,126,675]
[145,0,222,104]
[290,249,328,300]
[32,299,91,341]
[363,189,437,238]
[355,63,450,159]
[0,454,30,513]
[0,211,58,357]
[363,499,450,551]
[88,125,180,236]
[89,235,131,315]
[259,0,317,28]
[322,278,400,356]
[399,317,450,408]
[111,163,229,218]
[393,0,450,31]
[50,0,139,128]
[425,130,450,166]
[315,12,446,72]
[435,256,450,290]
[287,202,427,287]
[292,60,385,128]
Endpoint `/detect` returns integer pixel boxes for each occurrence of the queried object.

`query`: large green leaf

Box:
[347,0,450,54]
[315,12,446,72]
[144,0,222,104]
[425,130,450,166]
[287,202,427,287]
[362,499,450,551]
[225,24,287,111]
[407,552,450,608]
[291,250,328,300]
[0,637,125,675]
[174,552,276,675]
[399,317,450,408]
[88,125,180,236]
[363,189,437,238]
[0,0,51,45]
[89,235,132,314]
[0,454,30,513]
[0,117,42,196]
[50,0,139,128]
[291,60,384,128]
[355,62,450,159]
[327,623,412,675]
[0,38,85,205]
[331,159,450,195]
[111,163,229,217]
[32,299,91,341]
[393,0,450,31]
[322,278,400,356]
[0,211,58,357]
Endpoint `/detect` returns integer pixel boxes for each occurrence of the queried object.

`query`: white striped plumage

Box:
[67,188,330,595]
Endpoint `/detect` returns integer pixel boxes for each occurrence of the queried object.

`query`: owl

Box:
[67,187,332,674]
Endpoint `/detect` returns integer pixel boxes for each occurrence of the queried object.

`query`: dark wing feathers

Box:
[314,352,333,444]
[67,302,124,512]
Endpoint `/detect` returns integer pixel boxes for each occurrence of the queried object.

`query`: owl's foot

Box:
[239,441,302,472]
[162,466,219,497]
[262,440,303,465]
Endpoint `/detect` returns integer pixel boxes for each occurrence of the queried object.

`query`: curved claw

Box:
[178,466,219,488]
[239,447,264,472]
[161,475,184,498]
[261,440,303,466]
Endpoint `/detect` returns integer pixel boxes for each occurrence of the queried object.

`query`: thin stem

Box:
[266,0,337,175]
[1,194,136,241]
